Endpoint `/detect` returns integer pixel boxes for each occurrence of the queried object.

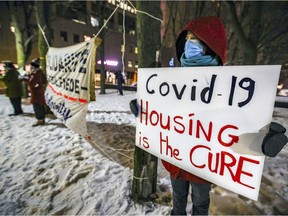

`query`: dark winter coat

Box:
[162,16,227,184]
[0,67,23,98]
[28,68,46,105]
[115,71,124,84]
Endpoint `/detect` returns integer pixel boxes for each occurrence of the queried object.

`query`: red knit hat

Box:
[176,16,227,65]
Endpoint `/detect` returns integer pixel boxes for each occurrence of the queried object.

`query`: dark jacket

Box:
[0,67,23,98]
[115,71,124,84]
[28,68,46,105]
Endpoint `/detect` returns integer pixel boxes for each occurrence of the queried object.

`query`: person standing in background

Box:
[27,58,46,126]
[115,70,124,95]
[0,60,23,116]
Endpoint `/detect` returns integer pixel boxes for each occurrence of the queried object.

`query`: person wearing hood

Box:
[27,58,47,126]
[161,16,227,216]
[128,16,287,216]
[162,16,287,215]
[0,60,23,116]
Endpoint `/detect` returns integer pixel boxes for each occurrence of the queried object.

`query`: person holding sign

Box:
[160,16,288,215]
[130,16,287,216]
[159,16,227,215]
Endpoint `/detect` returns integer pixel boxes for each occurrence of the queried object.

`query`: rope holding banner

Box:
[132,175,149,180]
[127,0,163,23]
[89,138,133,161]
[122,4,126,74]
[93,4,120,38]
[34,3,50,48]
[36,0,162,49]
[37,24,50,48]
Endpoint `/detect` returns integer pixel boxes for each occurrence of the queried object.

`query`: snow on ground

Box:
[0,90,287,215]
[0,90,170,215]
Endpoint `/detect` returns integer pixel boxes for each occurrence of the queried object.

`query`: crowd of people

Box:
[0,58,47,126]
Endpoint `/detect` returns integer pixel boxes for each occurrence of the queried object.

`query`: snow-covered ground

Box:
[0,90,287,215]
[0,90,170,215]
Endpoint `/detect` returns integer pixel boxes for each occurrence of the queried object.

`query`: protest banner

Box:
[45,37,101,137]
[135,65,281,200]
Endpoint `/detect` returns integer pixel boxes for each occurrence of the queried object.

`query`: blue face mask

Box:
[184,39,206,59]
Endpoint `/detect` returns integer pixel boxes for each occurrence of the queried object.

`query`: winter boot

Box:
[32,119,45,127]
[9,111,23,116]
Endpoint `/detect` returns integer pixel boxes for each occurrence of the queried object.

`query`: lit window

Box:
[129,30,135,35]
[134,47,138,54]
[128,61,133,68]
[10,26,15,33]
[119,2,124,9]
[121,45,125,52]
[91,17,99,27]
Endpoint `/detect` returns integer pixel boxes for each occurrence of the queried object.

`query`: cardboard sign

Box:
[135,65,281,200]
[45,37,99,137]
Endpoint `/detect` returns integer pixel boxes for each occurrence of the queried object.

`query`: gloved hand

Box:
[262,122,288,157]
[129,99,138,117]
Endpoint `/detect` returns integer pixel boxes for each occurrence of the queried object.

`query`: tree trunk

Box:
[225,1,257,65]
[35,1,51,73]
[132,0,162,202]
[99,38,106,94]
[9,2,25,68]
[247,1,263,65]
[97,2,106,95]
[8,2,28,98]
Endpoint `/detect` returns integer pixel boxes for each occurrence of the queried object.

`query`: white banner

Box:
[45,37,98,137]
[136,65,281,200]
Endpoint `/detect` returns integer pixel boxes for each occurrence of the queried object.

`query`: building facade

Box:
[0,1,174,88]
